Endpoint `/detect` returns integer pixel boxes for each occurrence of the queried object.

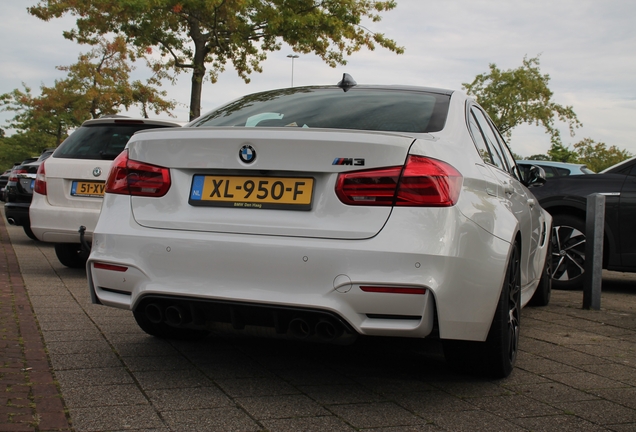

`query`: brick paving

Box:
[1,209,635,431]
[0,220,72,431]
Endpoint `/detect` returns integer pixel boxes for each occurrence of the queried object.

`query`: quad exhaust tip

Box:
[142,301,348,343]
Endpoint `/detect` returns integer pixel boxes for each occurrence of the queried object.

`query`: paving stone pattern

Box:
[1,215,635,431]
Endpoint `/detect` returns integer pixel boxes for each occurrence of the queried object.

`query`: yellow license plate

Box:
[189,175,314,210]
[71,181,105,197]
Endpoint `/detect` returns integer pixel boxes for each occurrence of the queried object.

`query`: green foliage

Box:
[572,137,632,172]
[29,0,404,120]
[56,36,176,119]
[526,154,550,161]
[463,56,581,146]
[0,131,57,171]
[547,142,577,163]
[0,82,84,147]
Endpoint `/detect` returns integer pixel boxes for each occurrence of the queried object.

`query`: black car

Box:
[528,156,636,289]
[0,168,13,202]
[4,150,55,240]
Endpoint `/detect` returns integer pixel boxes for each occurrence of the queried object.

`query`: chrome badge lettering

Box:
[332,158,365,166]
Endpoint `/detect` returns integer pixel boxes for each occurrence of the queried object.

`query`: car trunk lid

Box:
[127,127,416,239]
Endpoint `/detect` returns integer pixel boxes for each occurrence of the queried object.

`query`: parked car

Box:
[528,156,636,290]
[3,150,56,239]
[516,160,594,179]
[0,168,13,202]
[30,117,181,267]
[4,161,40,239]
[87,76,552,378]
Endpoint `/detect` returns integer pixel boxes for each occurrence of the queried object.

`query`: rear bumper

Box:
[30,193,99,243]
[88,195,511,342]
[4,202,30,226]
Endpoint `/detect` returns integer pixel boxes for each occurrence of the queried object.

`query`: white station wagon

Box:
[87,76,552,378]
[30,117,181,267]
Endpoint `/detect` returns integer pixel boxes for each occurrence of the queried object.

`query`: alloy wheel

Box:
[551,224,586,282]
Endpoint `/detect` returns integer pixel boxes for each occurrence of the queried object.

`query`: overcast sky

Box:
[1,0,635,158]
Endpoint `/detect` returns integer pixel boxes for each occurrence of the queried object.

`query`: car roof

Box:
[600,155,636,173]
[515,160,588,169]
[82,117,182,128]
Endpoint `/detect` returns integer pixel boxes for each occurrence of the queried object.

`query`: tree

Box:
[29,0,404,120]
[526,154,550,161]
[547,142,577,163]
[57,36,176,119]
[0,36,176,169]
[463,56,581,147]
[1,36,175,139]
[0,82,84,147]
[572,138,632,172]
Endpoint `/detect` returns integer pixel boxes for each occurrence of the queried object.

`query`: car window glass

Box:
[539,166,557,178]
[54,124,169,160]
[467,111,494,165]
[489,122,522,180]
[470,108,505,170]
[555,167,570,176]
[194,88,451,133]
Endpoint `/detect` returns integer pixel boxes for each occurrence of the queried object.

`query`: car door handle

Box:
[527,198,536,208]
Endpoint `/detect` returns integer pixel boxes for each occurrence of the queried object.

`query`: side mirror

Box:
[522,165,547,187]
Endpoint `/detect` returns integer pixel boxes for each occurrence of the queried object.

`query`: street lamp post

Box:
[287,54,299,87]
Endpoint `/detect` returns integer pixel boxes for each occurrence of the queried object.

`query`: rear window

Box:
[193,87,450,133]
[53,124,170,160]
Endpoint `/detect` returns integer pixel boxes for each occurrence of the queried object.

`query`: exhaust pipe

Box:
[289,318,313,339]
[7,218,16,225]
[145,303,163,324]
[315,319,343,341]
[165,305,192,326]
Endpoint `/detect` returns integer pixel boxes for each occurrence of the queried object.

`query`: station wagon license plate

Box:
[71,181,105,197]
[189,175,314,210]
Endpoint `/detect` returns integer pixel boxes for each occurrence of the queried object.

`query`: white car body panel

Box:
[89,193,512,341]
[31,158,109,243]
[129,128,415,239]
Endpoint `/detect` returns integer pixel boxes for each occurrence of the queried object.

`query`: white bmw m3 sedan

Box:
[88,75,552,378]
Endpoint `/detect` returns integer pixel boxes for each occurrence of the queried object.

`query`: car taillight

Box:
[105,150,171,197]
[335,155,462,207]
[9,169,27,182]
[34,163,47,195]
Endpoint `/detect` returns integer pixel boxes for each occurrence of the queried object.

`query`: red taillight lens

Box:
[105,150,171,197]
[335,166,402,205]
[9,169,27,182]
[34,163,47,195]
[335,156,462,207]
[396,156,462,206]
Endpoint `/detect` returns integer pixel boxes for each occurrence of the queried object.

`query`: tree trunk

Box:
[189,33,208,121]
[190,66,204,121]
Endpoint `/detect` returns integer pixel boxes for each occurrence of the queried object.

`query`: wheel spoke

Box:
[551,223,586,282]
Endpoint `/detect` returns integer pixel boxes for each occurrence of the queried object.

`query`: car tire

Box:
[551,214,586,290]
[54,243,89,268]
[528,238,552,307]
[22,225,39,241]
[132,308,210,341]
[443,242,521,378]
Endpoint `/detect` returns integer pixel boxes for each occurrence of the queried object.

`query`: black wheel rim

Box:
[551,225,586,281]
[507,247,521,365]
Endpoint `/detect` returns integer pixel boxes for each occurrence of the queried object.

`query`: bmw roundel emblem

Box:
[92,167,102,177]
[239,145,256,164]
